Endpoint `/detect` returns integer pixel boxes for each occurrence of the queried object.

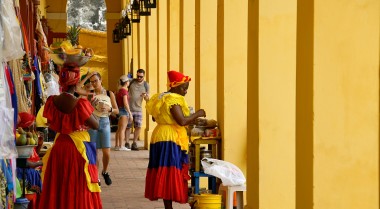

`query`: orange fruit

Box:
[65,48,82,55]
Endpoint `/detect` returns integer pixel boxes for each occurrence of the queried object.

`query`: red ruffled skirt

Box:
[145,140,190,203]
[39,134,102,209]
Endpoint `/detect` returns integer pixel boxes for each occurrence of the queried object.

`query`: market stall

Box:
[1,0,57,208]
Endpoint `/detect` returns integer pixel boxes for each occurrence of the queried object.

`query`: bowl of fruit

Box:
[47,41,94,67]
[15,128,38,158]
[45,25,94,67]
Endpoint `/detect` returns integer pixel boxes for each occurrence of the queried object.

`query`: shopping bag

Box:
[201,158,246,186]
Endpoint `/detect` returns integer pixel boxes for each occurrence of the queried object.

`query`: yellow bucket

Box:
[193,194,222,209]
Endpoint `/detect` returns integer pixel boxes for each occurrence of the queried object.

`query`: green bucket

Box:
[193,194,222,209]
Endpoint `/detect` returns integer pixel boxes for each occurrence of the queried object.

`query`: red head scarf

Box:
[59,64,80,91]
[167,70,191,88]
[18,112,36,128]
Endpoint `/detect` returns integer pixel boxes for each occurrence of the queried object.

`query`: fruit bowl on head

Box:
[50,53,92,67]
[16,145,37,158]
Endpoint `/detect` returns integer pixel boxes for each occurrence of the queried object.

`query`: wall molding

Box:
[46,13,67,20]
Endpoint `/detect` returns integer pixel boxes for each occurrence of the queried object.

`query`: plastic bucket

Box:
[193,194,222,209]
[14,198,30,209]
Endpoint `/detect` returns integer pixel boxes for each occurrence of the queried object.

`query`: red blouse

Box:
[43,96,94,135]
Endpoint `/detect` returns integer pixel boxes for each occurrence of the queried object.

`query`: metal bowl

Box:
[50,53,92,67]
[16,145,37,158]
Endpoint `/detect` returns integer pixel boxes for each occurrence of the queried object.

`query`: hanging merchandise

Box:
[0,64,17,159]
[0,119,16,157]
[8,60,30,113]
[43,62,60,98]
[0,0,25,62]
[0,0,3,61]
[0,159,16,209]
[35,11,50,70]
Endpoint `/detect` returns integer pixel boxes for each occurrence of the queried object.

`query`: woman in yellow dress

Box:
[145,70,206,209]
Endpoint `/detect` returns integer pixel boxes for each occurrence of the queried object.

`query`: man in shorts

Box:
[125,69,150,151]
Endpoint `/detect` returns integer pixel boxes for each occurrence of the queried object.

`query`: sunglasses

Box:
[137,75,144,78]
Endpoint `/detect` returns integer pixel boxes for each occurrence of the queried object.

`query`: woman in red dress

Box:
[38,64,102,209]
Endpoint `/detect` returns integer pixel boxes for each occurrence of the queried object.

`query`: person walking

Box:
[114,75,133,151]
[86,71,119,186]
[39,64,102,209]
[125,69,150,151]
[145,70,206,209]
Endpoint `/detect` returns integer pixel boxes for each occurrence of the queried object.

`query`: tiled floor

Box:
[98,133,191,209]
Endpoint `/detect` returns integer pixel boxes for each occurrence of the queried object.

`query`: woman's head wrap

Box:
[18,112,35,128]
[167,70,191,88]
[59,64,80,91]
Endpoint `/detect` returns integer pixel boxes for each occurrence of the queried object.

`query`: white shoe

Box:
[119,146,131,151]
[114,147,120,151]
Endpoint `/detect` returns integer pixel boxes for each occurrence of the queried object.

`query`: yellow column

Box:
[169,0,180,70]
[158,0,168,92]
[145,9,158,149]
[258,0,297,209]
[122,37,131,74]
[247,0,259,208]
[105,2,123,92]
[296,0,313,208]
[199,0,217,119]
[139,16,147,71]
[45,0,67,32]
[313,1,379,208]
[221,0,248,164]
[132,23,139,74]
[182,0,196,107]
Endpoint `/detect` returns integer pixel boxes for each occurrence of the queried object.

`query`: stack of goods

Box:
[190,118,219,138]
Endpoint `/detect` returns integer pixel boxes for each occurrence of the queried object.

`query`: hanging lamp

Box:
[139,0,151,16]
[122,15,132,37]
[131,0,140,23]
[113,23,121,43]
[144,0,156,8]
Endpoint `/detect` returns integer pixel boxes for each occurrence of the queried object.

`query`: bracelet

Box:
[109,107,113,113]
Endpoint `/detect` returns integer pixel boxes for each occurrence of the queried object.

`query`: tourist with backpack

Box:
[125,69,150,151]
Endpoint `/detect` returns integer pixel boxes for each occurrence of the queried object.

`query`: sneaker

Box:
[119,146,131,151]
[102,172,112,185]
[114,146,120,151]
[131,142,139,151]
[125,142,130,149]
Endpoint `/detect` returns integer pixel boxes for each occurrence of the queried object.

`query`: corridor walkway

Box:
[98,133,191,209]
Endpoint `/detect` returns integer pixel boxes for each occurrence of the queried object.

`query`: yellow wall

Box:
[79,29,108,88]
[313,1,379,208]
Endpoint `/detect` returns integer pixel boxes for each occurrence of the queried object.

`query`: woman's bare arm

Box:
[109,91,119,115]
[170,105,206,126]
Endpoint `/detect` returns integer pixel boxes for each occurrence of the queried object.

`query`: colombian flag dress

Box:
[39,96,102,209]
[145,92,191,204]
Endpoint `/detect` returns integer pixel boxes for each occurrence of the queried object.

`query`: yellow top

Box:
[146,92,191,151]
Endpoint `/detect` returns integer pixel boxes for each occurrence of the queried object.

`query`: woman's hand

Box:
[128,115,133,122]
[90,97,99,107]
